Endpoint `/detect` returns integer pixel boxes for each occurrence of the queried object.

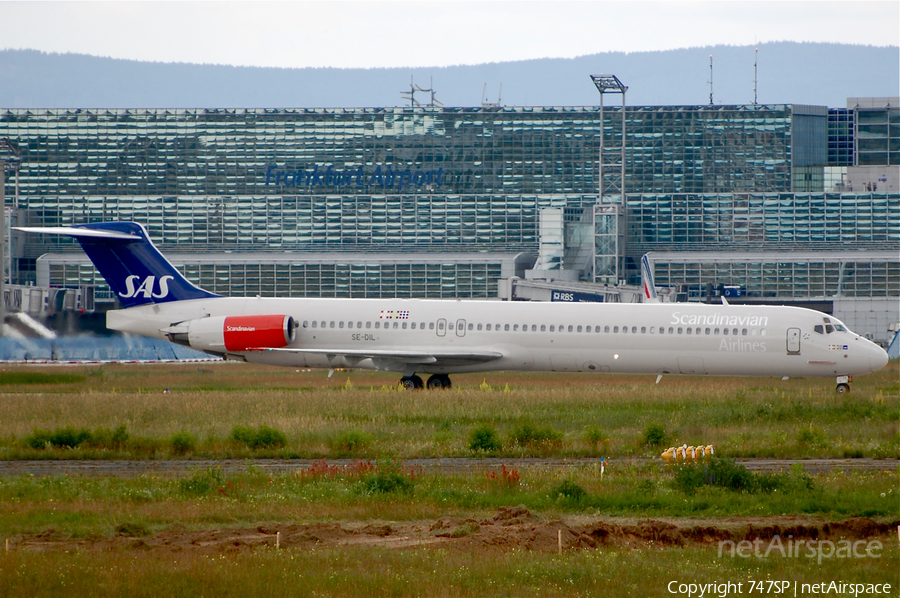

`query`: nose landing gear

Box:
[835,375,852,394]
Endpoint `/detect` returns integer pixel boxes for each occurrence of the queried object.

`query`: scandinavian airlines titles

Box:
[670,312,769,327]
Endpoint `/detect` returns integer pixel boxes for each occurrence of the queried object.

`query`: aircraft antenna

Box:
[708,55,714,105]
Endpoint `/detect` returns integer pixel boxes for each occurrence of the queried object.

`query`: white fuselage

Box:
[106,297,889,379]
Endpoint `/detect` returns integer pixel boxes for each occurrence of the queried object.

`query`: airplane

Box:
[15,221,889,393]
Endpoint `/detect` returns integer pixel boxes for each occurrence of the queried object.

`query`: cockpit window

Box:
[814,325,824,334]
[825,325,834,334]
[834,324,847,332]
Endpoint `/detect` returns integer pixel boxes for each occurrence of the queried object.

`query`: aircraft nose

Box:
[869,344,889,372]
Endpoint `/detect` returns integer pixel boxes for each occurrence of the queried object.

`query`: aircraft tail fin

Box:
[641,255,659,303]
[15,222,220,308]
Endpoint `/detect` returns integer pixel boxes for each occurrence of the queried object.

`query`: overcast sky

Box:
[2,1,898,69]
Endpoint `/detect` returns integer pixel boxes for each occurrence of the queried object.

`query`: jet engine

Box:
[165,315,297,353]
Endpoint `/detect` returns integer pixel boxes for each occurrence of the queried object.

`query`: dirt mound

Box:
[9,511,898,555]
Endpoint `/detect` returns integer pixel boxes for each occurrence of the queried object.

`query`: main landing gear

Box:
[398,374,452,390]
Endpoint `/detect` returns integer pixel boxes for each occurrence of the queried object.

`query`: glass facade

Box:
[652,255,899,299]
[2,104,897,301]
[41,258,508,300]
[629,193,898,252]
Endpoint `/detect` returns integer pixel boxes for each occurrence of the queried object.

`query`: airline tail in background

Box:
[14,222,219,308]
[641,255,659,303]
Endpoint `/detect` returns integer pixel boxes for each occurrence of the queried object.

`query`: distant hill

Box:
[0,42,897,109]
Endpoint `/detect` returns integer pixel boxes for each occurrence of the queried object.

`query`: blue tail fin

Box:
[16,222,219,308]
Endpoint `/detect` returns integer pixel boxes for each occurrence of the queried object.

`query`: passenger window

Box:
[477,323,482,331]
[604,326,610,333]
[549,325,555,332]
[760,329,767,336]
[632,326,637,334]
[410,322,416,330]
[357,321,362,328]
[705,328,710,335]
[486,324,492,331]
[312,321,317,328]
[577,325,582,332]
[742,328,748,336]
[650,326,655,334]
[320,321,326,328]
[613,326,619,333]
[687,328,692,335]
[366,321,371,329]
[565,325,571,332]
[393,322,399,329]
[330,321,335,328]
[449,323,454,330]
[504,324,510,331]
[540,324,546,332]
[429,322,435,330]
[375,322,381,329]
[641,326,647,334]
[302,321,308,328]
[732,328,738,336]
[531,325,536,332]
[402,322,407,329]
[659,327,664,335]
[677,327,683,334]
[469,323,474,331]
[514,324,519,331]
[723,328,729,335]
[623,326,628,334]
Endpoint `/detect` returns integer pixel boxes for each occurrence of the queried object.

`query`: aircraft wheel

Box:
[426,374,452,390]
[400,375,424,390]
[835,383,850,394]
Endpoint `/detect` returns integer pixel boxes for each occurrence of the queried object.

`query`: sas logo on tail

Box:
[119,275,175,299]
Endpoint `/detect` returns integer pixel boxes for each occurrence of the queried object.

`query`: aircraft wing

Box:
[248,347,504,368]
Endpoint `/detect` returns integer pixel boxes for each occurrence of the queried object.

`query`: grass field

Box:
[0,362,897,460]
[0,362,897,596]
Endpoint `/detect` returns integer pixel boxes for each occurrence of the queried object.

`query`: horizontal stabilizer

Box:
[14,226,141,240]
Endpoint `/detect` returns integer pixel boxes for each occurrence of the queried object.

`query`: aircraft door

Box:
[786,328,801,355]
[436,318,447,337]
[456,319,466,337]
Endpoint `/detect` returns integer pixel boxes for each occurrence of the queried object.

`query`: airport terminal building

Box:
[1,94,898,343]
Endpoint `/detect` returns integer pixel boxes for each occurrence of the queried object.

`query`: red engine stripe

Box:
[223,315,289,351]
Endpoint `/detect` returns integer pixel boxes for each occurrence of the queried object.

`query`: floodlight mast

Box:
[590,75,628,285]
[590,75,627,203]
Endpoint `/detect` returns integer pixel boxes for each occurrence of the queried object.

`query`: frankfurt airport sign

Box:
[265,164,445,192]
